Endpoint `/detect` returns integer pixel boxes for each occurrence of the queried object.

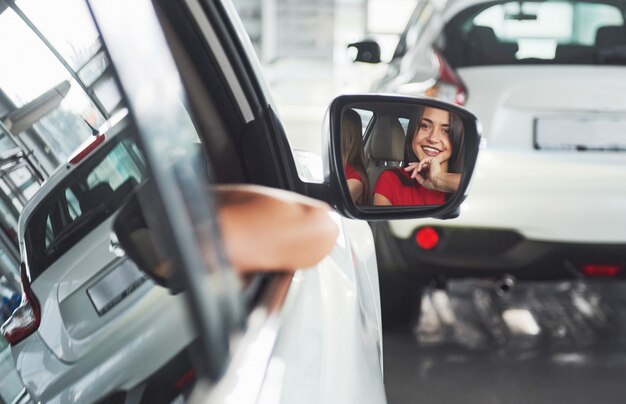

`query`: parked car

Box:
[0,117,204,403]
[349,0,626,304]
[1,0,482,403]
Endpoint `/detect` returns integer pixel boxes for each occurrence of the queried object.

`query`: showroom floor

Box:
[383,279,626,404]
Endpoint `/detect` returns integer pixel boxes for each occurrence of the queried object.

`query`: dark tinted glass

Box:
[25,132,146,280]
[442,1,625,67]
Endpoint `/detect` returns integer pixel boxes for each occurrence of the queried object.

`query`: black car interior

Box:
[442,1,626,67]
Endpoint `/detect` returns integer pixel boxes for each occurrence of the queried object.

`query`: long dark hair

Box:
[342,108,370,203]
[395,106,465,186]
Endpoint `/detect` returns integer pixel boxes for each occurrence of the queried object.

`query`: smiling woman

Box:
[330,96,479,219]
[373,105,464,206]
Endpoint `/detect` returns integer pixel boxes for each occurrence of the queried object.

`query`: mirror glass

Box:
[339,101,468,208]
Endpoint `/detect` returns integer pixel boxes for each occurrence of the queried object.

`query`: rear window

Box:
[25,134,146,280]
[442,0,626,67]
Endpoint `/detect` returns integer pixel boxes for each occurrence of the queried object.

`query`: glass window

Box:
[445,1,625,66]
[0,9,68,106]
[353,108,374,136]
[25,133,146,280]
[65,188,81,220]
[0,1,126,166]
[16,0,102,71]
[0,9,104,160]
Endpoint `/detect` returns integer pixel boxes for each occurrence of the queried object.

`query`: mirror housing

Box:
[347,40,382,64]
[111,181,186,294]
[323,94,481,220]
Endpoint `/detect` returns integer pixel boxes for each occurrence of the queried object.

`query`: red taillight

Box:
[428,49,467,105]
[68,134,105,164]
[582,264,622,277]
[415,226,440,250]
[174,368,195,391]
[1,265,40,345]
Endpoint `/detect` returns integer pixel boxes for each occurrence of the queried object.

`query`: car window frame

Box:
[22,129,145,280]
[88,0,243,380]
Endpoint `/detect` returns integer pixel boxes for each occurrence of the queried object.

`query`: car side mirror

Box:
[111,182,186,294]
[323,94,481,220]
[347,40,382,64]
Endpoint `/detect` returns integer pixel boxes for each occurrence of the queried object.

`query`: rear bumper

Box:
[392,225,626,280]
[11,289,196,403]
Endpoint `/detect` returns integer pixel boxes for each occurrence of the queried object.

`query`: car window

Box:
[0,0,123,171]
[394,0,435,59]
[353,108,374,136]
[25,132,146,280]
[443,0,625,66]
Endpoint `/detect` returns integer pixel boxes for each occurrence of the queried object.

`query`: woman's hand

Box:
[404,156,461,193]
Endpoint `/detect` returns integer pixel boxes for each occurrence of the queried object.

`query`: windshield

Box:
[24,132,146,280]
[442,0,626,67]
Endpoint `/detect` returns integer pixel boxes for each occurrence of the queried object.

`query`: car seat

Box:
[595,25,626,63]
[365,115,406,193]
[595,25,626,48]
[466,26,518,65]
[554,44,594,64]
[80,182,115,212]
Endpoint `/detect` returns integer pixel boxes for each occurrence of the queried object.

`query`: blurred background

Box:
[232,0,417,155]
[2,0,626,402]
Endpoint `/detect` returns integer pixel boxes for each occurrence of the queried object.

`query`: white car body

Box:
[4,1,388,402]
[367,0,626,277]
[11,127,196,403]
[9,127,385,404]
[394,65,626,244]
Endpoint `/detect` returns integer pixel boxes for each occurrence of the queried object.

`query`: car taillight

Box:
[1,264,41,345]
[582,264,622,278]
[68,133,105,164]
[415,226,440,250]
[426,49,467,105]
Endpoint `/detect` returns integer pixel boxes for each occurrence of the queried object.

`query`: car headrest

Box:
[468,25,518,57]
[81,182,115,211]
[370,116,406,162]
[468,26,498,46]
[596,25,626,47]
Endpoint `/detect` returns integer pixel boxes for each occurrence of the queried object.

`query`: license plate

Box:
[87,261,147,316]
[534,115,626,151]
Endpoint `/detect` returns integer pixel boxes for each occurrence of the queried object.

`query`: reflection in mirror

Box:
[342,109,370,205]
[340,102,465,207]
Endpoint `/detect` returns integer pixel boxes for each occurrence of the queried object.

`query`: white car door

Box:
[88,0,387,403]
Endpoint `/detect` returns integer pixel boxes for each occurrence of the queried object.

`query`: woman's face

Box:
[412,107,452,167]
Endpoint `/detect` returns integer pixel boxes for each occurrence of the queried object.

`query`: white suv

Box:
[351,0,626,284]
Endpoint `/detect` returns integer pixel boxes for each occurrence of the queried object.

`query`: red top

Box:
[373,169,446,206]
[345,163,362,182]
[345,163,367,205]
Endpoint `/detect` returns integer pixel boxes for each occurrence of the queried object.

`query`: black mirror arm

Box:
[302,182,333,205]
